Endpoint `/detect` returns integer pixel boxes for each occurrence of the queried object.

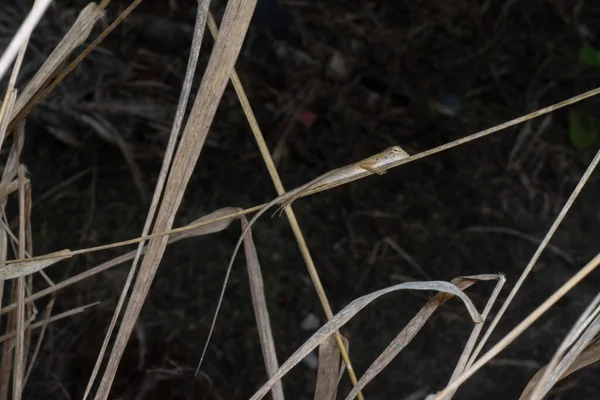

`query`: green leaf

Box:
[579,44,600,68]
[568,111,598,150]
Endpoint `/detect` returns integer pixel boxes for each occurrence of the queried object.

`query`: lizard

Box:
[196,145,410,371]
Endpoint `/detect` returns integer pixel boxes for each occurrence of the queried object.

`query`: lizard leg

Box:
[272,194,299,217]
[359,160,387,175]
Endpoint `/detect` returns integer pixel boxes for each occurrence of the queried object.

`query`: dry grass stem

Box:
[12,165,27,400]
[0,0,52,80]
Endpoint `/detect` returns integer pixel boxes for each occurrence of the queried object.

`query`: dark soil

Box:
[5,0,600,399]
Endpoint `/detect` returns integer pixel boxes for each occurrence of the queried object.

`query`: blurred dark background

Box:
[3,0,600,398]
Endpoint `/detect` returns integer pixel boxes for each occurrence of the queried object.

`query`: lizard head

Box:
[387,145,409,157]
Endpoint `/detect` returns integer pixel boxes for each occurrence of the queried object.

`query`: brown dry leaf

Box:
[345,274,501,400]
[0,250,71,280]
[242,217,284,400]
[315,334,348,400]
[249,280,483,400]
[10,3,104,122]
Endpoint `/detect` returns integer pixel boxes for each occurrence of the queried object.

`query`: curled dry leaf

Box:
[249,280,483,400]
[345,274,503,400]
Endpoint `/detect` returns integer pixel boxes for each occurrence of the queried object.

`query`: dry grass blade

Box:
[0,0,52,80]
[81,3,210,396]
[249,280,483,400]
[12,165,28,400]
[0,207,240,316]
[468,147,600,370]
[92,0,257,398]
[8,0,143,131]
[520,336,600,399]
[10,3,104,121]
[432,252,600,399]
[241,217,284,400]
[0,250,71,280]
[207,10,363,395]
[315,334,348,400]
[522,294,600,399]
[344,274,501,400]
[0,18,28,151]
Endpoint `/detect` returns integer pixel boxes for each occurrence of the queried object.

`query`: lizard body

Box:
[197,145,410,368]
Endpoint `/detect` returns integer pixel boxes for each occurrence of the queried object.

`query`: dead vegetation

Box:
[1,0,600,399]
